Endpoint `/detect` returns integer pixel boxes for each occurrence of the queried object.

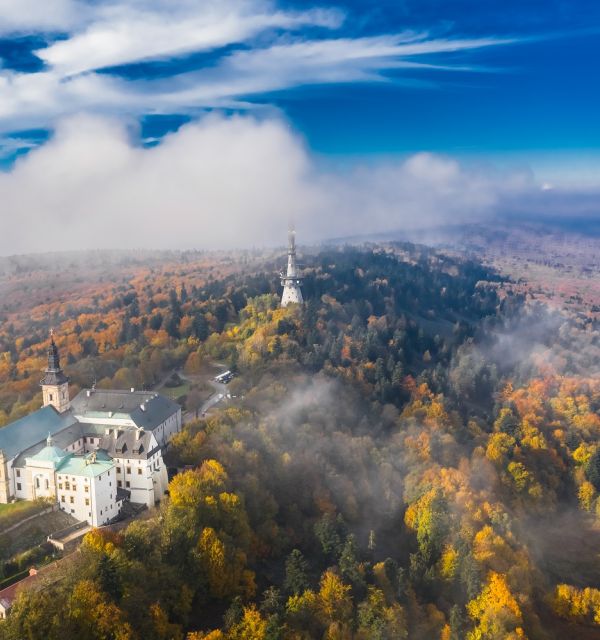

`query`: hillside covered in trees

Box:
[1,244,599,639]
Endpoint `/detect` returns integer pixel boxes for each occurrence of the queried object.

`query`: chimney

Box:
[136,429,144,441]
[130,388,135,393]
[86,390,91,397]
[140,404,146,412]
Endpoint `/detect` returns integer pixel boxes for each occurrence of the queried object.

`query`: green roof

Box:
[29,444,69,466]
[57,451,113,478]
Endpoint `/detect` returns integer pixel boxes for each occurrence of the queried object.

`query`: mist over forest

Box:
[0,241,598,639]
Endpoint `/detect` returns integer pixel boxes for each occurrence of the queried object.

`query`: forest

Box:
[0,243,599,639]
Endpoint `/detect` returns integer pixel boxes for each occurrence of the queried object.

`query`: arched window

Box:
[35,477,40,488]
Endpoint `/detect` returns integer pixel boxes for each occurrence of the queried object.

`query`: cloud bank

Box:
[3,113,591,256]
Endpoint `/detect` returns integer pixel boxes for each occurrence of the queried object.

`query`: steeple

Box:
[280,223,303,307]
[40,330,70,413]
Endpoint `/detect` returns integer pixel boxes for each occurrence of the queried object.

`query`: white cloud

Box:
[0,0,520,133]
[36,2,344,75]
[0,114,540,255]
[0,29,517,133]
[0,0,86,34]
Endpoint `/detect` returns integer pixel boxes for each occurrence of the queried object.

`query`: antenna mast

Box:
[280,220,303,307]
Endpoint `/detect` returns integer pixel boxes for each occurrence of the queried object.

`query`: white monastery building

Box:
[0,334,181,526]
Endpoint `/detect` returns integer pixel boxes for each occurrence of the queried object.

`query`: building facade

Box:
[0,335,181,525]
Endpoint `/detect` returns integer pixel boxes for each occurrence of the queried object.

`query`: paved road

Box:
[192,380,228,419]
[181,367,231,423]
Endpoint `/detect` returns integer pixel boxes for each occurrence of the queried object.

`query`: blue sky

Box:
[0,0,598,255]
[1,0,598,172]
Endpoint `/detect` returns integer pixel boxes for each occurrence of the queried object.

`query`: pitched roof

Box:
[12,420,86,468]
[56,450,113,478]
[0,561,61,611]
[29,444,69,466]
[70,389,179,431]
[0,571,39,611]
[0,407,78,460]
[98,428,156,460]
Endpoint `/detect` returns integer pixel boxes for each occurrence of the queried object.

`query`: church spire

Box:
[41,330,70,413]
[41,330,69,386]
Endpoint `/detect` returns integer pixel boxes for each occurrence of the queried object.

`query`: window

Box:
[65,481,70,490]
[126,467,131,475]
[16,482,21,491]
[16,469,20,478]
[137,468,142,475]
[49,393,53,401]
[45,479,49,489]
[72,485,77,492]
[85,498,89,506]
[58,483,63,490]
[117,467,122,474]
[117,480,122,487]
[84,486,89,493]
[70,496,74,504]
[83,437,86,443]
[126,481,130,488]
[35,477,40,489]
[61,495,65,503]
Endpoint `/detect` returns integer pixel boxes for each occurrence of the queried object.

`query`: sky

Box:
[0,0,599,253]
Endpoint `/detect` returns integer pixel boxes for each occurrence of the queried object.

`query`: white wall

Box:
[56,467,119,526]
[153,410,182,448]
[113,434,168,507]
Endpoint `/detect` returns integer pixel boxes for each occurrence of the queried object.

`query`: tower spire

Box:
[280,221,303,307]
[40,330,70,413]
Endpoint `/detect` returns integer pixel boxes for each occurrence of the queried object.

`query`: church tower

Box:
[40,331,70,413]
[281,224,303,307]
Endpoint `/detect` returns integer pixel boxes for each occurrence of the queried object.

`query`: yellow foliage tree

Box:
[318,570,353,625]
[439,544,459,581]
[68,579,134,640]
[466,571,525,640]
[553,583,600,625]
[579,481,596,512]
[227,605,267,640]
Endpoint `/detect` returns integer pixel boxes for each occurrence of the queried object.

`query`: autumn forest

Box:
[0,242,599,640]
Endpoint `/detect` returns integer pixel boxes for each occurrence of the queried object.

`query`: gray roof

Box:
[0,407,78,460]
[13,420,158,466]
[97,429,157,460]
[13,420,87,467]
[70,389,179,431]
